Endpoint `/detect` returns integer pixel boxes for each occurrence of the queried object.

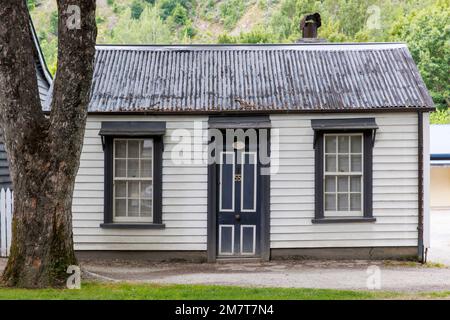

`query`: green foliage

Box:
[219,27,275,44]
[106,7,172,44]
[38,31,57,75]
[29,0,449,110]
[49,11,58,35]
[96,16,106,25]
[169,3,189,26]
[159,0,192,20]
[430,109,450,124]
[130,0,145,19]
[27,0,36,10]
[388,0,450,110]
[219,0,247,30]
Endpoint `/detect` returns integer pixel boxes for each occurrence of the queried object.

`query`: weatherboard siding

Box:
[73,112,420,251]
[270,113,419,248]
[73,115,208,251]
[36,68,49,104]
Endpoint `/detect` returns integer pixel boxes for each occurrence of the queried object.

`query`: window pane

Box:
[115,199,126,217]
[325,136,336,153]
[351,136,362,153]
[325,155,336,172]
[350,176,361,192]
[351,155,362,172]
[338,155,349,172]
[338,194,349,211]
[127,159,139,178]
[141,181,153,199]
[140,159,152,178]
[115,159,126,177]
[338,176,349,192]
[325,194,336,211]
[140,200,152,217]
[128,181,140,198]
[115,140,127,158]
[325,176,336,192]
[128,140,140,158]
[128,199,140,216]
[350,194,361,211]
[142,140,153,158]
[338,136,349,153]
[115,181,126,198]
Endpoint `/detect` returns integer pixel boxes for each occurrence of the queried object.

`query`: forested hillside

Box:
[28,0,449,114]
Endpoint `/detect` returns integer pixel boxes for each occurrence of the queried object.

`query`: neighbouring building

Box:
[430,124,450,211]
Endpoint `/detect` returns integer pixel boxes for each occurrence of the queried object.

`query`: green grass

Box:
[1,282,448,300]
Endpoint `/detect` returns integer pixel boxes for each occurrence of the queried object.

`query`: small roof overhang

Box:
[430,154,450,167]
[99,121,166,137]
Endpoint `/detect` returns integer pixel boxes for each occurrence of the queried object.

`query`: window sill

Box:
[312,217,376,224]
[100,223,166,229]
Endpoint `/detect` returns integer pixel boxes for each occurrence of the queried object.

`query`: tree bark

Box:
[0,0,97,288]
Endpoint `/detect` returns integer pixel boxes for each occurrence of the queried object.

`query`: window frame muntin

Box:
[99,123,165,229]
[323,133,364,216]
[313,127,375,223]
[112,138,154,223]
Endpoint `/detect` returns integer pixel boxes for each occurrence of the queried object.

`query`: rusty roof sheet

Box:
[45,43,434,113]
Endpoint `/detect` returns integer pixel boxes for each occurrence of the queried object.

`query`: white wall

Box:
[73,112,420,251]
[270,113,419,248]
[73,115,208,251]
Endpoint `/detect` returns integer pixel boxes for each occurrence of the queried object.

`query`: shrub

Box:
[430,109,450,124]
[131,0,145,19]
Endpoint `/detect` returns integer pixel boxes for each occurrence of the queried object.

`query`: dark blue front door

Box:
[217,140,260,257]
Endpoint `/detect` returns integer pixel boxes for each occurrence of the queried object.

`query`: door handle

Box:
[235,214,241,221]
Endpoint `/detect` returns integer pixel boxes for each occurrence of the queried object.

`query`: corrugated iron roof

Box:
[45,43,434,113]
[30,15,52,104]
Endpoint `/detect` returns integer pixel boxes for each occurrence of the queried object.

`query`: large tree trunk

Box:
[0,1,97,288]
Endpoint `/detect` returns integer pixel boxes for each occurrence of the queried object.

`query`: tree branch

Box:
[0,1,48,169]
[49,0,97,165]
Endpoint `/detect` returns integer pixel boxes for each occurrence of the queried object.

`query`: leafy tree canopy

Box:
[29,0,449,121]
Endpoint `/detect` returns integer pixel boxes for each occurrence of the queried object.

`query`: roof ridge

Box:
[95,43,407,51]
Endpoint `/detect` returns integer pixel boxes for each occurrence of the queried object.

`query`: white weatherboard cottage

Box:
[47,43,432,262]
[1,31,434,261]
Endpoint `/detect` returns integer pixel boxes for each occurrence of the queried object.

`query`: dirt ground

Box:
[78,259,450,293]
[1,258,450,292]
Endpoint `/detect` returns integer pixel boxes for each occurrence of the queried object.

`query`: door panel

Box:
[240,225,256,255]
[220,152,235,212]
[219,225,234,255]
[217,135,261,258]
[241,152,257,212]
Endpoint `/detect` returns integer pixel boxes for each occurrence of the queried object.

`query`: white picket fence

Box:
[0,188,13,257]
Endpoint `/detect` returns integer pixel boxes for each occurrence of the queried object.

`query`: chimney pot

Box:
[300,13,322,38]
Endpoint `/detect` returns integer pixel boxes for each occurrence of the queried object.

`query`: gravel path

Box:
[79,259,450,293]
